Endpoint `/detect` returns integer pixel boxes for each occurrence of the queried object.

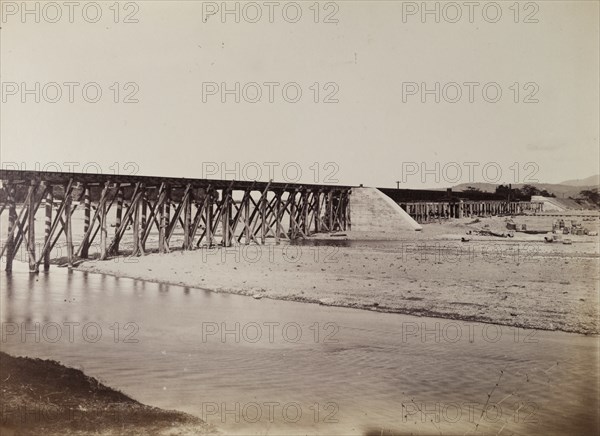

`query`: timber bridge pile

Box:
[0,170,351,272]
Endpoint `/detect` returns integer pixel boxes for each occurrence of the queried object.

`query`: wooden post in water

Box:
[132,191,141,256]
[222,189,231,247]
[206,190,213,247]
[44,189,53,271]
[275,192,282,244]
[114,188,123,254]
[5,185,16,273]
[346,190,351,231]
[165,187,171,231]
[81,186,91,258]
[27,182,38,273]
[141,189,147,253]
[327,191,333,232]
[289,191,296,239]
[154,186,165,253]
[99,184,109,260]
[183,186,192,250]
[314,190,321,234]
[260,192,267,244]
[64,185,73,268]
[302,189,309,235]
[158,192,166,254]
[244,190,251,244]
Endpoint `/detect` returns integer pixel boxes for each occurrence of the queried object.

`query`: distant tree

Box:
[520,184,555,198]
[465,186,482,192]
[579,188,600,206]
[493,184,557,200]
[520,184,539,197]
[495,184,525,200]
[495,184,512,197]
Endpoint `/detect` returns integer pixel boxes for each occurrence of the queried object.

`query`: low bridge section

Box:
[400,200,544,223]
[378,187,544,223]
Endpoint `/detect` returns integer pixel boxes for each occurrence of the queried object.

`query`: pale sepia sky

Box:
[1,0,598,188]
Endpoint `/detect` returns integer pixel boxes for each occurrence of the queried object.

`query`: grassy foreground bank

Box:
[0,352,215,436]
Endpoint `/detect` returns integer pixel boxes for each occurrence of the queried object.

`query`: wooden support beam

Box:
[27,182,39,273]
[183,185,192,250]
[142,184,166,246]
[302,189,309,235]
[99,183,109,260]
[36,180,74,267]
[80,183,115,257]
[244,181,272,243]
[195,191,210,248]
[158,189,166,254]
[203,181,236,246]
[109,184,140,255]
[221,188,231,247]
[314,191,321,233]
[138,187,148,256]
[260,192,267,244]
[164,192,171,230]
[139,184,166,252]
[78,183,109,257]
[163,186,171,252]
[275,191,282,244]
[166,185,190,245]
[131,188,141,257]
[288,191,296,239]
[327,190,334,231]
[64,186,73,268]
[80,185,91,258]
[229,185,254,244]
[259,195,279,239]
[43,189,53,271]
[284,190,307,239]
[114,188,123,254]
[12,184,48,262]
[206,189,213,247]
[141,189,148,252]
[4,185,16,272]
[275,191,294,240]
[345,190,352,231]
[0,186,7,217]
[189,185,210,247]
[244,189,251,244]
[197,190,224,248]
[318,192,328,232]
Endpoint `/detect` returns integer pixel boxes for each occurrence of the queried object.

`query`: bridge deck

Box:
[0,169,354,191]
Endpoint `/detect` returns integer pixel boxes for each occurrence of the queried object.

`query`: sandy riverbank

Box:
[0,352,216,436]
[77,216,600,335]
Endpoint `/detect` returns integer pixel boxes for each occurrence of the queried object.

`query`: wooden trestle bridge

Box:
[0,170,352,272]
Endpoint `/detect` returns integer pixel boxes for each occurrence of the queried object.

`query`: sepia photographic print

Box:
[0,1,599,435]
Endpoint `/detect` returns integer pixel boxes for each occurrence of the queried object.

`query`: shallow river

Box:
[1,261,598,435]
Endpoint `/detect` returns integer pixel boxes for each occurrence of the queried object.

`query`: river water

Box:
[1,261,598,435]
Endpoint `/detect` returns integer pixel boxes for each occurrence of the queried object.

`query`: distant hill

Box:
[559,175,599,187]
[453,179,598,199]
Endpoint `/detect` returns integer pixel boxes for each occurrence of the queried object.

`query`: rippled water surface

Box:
[1,261,598,435]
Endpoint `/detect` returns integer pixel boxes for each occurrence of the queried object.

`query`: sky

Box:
[1,0,598,189]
